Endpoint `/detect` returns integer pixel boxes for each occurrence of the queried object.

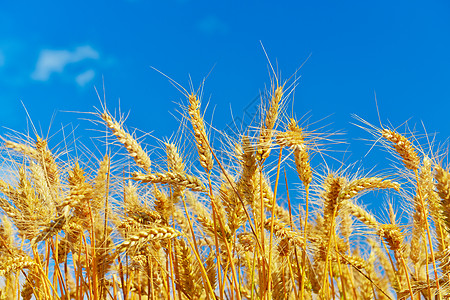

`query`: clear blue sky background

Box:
[1,1,449,194]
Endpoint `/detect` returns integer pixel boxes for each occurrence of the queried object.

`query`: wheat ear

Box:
[345,201,379,229]
[35,136,61,191]
[101,111,152,172]
[188,93,213,172]
[256,85,283,162]
[276,118,312,186]
[132,171,206,192]
[377,221,414,299]
[166,142,186,203]
[339,177,400,201]
[117,226,179,253]
[381,129,420,171]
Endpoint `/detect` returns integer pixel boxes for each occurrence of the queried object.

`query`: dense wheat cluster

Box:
[0,72,449,300]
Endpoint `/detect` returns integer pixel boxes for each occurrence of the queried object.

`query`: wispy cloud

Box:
[197,15,229,35]
[31,45,99,81]
[75,69,96,87]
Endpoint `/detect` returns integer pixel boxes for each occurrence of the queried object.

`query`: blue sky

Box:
[1,1,449,183]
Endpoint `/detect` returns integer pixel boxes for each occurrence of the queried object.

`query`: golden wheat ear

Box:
[435,165,450,229]
[187,93,214,173]
[377,205,415,299]
[100,110,152,172]
[276,118,312,187]
[257,85,283,162]
[381,129,420,171]
[132,171,206,192]
[117,226,179,254]
[344,201,379,229]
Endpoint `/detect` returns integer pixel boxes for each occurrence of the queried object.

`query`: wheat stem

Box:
[266,148,283,297]
[300,184,310,299]
[415,169,441,299]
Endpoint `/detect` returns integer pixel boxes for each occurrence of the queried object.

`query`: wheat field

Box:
[0,71,449,300]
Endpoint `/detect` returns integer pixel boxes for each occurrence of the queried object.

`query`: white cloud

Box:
[197,15,229,35]
[31,45,99,81]
[75,69,95,87]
